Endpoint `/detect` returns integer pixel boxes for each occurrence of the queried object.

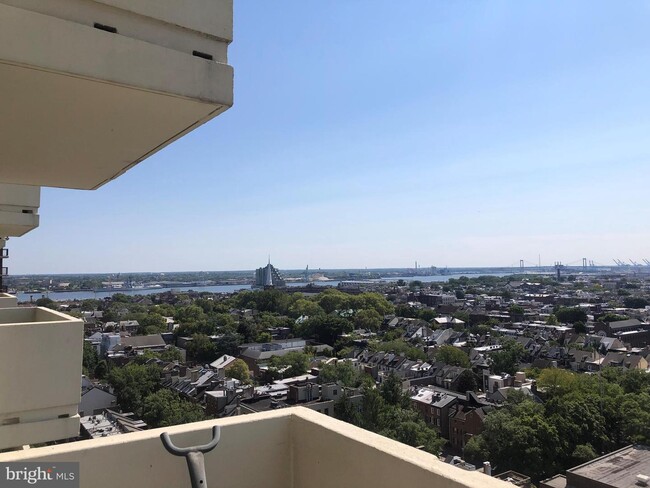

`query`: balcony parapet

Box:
[0,407,512,488]
[0,307,83,450]
[0,293,17,309]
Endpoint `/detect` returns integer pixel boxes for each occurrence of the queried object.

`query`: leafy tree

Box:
[35,297,57,310]
[225,359,251,384]
[467,399,561,481]
[571,444,597,465]
[137,313,167,335]
[237,320,259,343]
[457,369,479,393]
[620,392,650,444]
[142,389,204,428]
[546,396,608,459]
[509,304,525,316]
[417,308,437,322]
[253,289,292,314]
[394,304,419,319]
[214,331,242,357]
[490,340,525,375]
[620,369,650,394]
[334,393,362,425]
[573,321,587,334]
[83,341,99,375]
[257,331,273,343]
[624,297,649,309]
[464,434,489,464]
[212,313,237,331]
[538,368,576,397]
[269,351,309,378]
[289,298,324,319]
[555,307,588,324]
[379,406,444,454]
[380,373,408,408]
[301,315,353,345]
[408,280,423,291]
[81,299,101,311]
[318,361,363,387]
[107,363,161,416]
[94,360,109,379]
[159,347,183,362]
[352,292,394,316]
[435,345,470,368]
[185,334,216,363]
[354,308,382,331]
[546,314,559,325]
[597,312,629,323]
[316,289,351,314]
[374,340,426,361]
[360,385,384,431]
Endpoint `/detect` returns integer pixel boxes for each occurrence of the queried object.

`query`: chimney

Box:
[483,462,492,476]
[190,369,200,382]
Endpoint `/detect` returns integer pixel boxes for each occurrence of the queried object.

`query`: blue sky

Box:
[12,1,650,273]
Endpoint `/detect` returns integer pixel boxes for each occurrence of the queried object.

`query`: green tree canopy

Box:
[435,345,470,368]
[107,363,161,416]
[318,361,364,387]
[623,297,649,309]
[490,340,525,375]
[269,351,310,378]
[354,309,382,331]
[186,334,216,363]
[142,389,204,428]
[316,289,352,314]
[225,359,252,384]
[555,307,588,324]
[83,341,98,376]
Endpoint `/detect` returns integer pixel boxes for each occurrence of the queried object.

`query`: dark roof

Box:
[609,319,643,330]
[119,334,166,349]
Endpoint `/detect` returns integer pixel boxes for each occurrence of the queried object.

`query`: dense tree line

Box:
[332,371,445,455]
[464,367,650,482]
[107,363,206,428]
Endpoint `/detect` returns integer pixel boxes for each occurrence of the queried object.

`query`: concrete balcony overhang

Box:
[0,408,512,488]
[0,307,83,450]
[0,183,40,237]
[0,0,233,190]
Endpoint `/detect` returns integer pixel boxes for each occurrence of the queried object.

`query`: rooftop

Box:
[567,444,650,488]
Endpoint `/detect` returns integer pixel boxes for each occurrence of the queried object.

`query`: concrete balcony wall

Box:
[0,307,83,450]
[0,294,18,309]
[0,0,233,190]
[0,408,512,488]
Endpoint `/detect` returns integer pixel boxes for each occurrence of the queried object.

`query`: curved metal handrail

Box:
[160,425,221,488]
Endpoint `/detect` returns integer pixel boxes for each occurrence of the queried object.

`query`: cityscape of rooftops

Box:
[1,2,650,488]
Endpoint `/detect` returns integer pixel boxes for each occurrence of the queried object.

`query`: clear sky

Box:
[11,1,650,274]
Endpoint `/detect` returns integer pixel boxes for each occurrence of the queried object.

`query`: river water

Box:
[18,273,513,302]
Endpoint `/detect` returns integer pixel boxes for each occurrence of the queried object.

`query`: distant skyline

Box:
[10,1,650,274]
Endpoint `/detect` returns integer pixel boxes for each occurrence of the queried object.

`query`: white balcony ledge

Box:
[0,408,512,488]
[0,307,83,450]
